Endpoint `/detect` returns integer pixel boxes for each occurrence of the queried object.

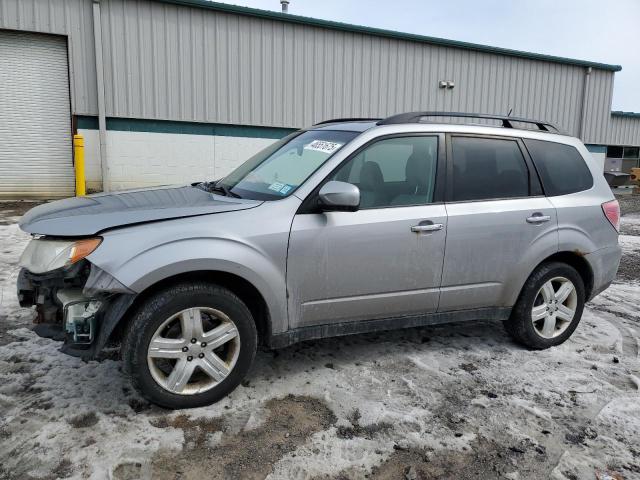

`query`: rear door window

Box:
[523,139,593,196]
[450,136,530,202]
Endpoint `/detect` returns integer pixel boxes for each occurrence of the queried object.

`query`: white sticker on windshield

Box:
[304,140,343,154]
[268,182,286,192]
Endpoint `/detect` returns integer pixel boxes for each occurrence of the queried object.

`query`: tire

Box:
[504,262,585,349]
[122,282,257,409]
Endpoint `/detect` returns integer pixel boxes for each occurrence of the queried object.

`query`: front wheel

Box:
[504,262,585,349]
[122,282,257,409]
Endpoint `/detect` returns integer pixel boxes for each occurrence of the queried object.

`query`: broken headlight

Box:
[19,237,102,274]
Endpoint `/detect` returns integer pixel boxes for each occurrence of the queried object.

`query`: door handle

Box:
[411,223,444,233]
[526,214,551,224]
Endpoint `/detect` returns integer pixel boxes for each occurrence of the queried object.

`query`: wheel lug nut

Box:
[198,353,205,359]
[187,356,193,361]
[182,346,188,352]
[201,342,207,347]
[190,338,197,344]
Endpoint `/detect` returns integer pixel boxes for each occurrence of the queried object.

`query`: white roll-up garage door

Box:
[0,30,74,198]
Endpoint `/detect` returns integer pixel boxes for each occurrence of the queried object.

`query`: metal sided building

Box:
[1,0,639,198]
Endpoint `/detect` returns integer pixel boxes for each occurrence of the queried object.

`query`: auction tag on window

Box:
[304,140,343,154]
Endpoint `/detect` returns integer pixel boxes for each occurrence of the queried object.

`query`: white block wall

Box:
[213,135,276,179]
[79,129,276,192]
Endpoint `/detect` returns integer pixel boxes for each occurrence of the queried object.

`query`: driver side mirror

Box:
[318,181,360,212]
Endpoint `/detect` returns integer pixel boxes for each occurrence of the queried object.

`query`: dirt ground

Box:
[616,192,640,282]
[0,201,40,225]
[0,196,639,480]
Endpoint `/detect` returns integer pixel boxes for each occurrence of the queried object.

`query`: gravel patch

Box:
[615,191,640,217]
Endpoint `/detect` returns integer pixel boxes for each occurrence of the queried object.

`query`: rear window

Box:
[523,139,593,196]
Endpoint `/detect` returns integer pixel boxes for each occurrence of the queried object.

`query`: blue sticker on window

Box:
[279,184,293,195]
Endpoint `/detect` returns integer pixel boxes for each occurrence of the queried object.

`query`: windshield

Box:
[217,130,359,200]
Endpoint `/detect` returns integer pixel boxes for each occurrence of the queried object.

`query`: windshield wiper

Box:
[209,181,241,198]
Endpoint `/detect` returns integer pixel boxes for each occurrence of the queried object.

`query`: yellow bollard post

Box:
[73,134,86,196]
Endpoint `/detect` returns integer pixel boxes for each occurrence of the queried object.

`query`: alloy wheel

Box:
[531,276,578,339]
[147,307,241,395]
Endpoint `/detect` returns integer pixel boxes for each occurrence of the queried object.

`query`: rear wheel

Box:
[504,262,585,349]
[122,282,257,409]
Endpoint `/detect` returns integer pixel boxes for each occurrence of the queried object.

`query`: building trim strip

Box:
[585,144,607,153]
[76,116,297,139]
[155,0,622,72]
[612,111,640,119]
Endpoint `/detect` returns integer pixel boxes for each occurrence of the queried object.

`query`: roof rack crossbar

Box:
[313,117,381,126]
[376,111,559,133]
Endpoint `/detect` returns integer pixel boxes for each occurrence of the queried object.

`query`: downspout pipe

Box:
[92,0,109,192]
[578,66,592,141]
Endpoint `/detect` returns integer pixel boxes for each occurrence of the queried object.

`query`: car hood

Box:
[19,185,262,236]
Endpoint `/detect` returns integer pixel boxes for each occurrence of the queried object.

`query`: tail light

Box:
[602,200,620,232]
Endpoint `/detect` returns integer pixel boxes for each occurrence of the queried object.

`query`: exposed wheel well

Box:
[110,271,271,347]
[535,251,594,300]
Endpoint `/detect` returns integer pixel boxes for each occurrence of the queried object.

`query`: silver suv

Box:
[17,112,621,408]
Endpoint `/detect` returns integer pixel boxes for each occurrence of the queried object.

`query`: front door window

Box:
[330,136,439,208]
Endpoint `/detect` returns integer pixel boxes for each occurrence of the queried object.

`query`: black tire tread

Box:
[504,261,585,350]
[122,282,257,409]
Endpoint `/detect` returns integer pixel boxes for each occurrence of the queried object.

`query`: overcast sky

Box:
[223,0,640,112]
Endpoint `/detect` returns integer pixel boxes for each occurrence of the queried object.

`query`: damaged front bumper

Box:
[17,262,136,360]
[56,289,102,344]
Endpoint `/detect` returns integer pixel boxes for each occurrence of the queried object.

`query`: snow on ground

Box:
[0,203,639,480]
[620,213,640,237]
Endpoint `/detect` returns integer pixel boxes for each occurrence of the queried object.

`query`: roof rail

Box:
[376,111,561,133]
[314,117,381,126]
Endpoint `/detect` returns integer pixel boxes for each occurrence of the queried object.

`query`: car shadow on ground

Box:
[254,319,514,378]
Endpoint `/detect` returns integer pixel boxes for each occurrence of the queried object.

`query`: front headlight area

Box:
[19,237,102,274]
[18,236,105,347]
